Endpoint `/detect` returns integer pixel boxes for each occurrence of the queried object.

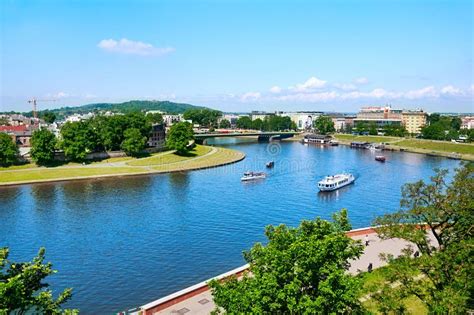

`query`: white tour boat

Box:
[318,173,355,191]
[241,171,266,181]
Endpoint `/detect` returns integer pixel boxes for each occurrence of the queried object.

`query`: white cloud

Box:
[404,86,438,99]
[277,91,338,102]
[241,92,261,102]
[269,86,282,94]
[440,85,462,96]
[333,83,357,91]
[45,91,70,99]
[97,38,175,56]
[354,77,369,85]
[292,76,327,92]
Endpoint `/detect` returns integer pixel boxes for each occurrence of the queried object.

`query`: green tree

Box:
[313,116,335,134]
[183,109,222,127]
[166,122,194,154]
[0,132,18,166]
[0,247,78,314]
[60,121,96,161]
[368,123,378,135]
[371,164,474,314]
[30,129,57,166]
[218,119,231,129]
[146,112,164,124]
[121,128,147,157]
[236,116,252,129]
[251,118,264,130]
[210,210,364,314]
[41,111,57,124]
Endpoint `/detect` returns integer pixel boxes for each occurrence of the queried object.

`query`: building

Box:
[0,125,33,147]
[461,116,474,129]
[147,124,166,148]
[277,111,323,130]
[250,111,272,121]
[401,110,428,134]
[220,114,240,127]
[354,106,402,128]
[163,114,183,126]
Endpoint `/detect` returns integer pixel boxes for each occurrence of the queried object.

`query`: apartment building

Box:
[401,110,428,134]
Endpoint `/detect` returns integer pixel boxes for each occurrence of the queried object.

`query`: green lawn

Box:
[126,145,213,166]
[359,267,428,314]
[334,134,401,143]
[0,145,245,185]
[394,139,474,155]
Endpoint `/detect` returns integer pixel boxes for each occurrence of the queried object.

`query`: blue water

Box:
[0,140,459,313]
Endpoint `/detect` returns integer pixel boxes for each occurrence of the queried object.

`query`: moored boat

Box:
[318,173,355,191]
[241,171,266,181]
[375,155,386,162]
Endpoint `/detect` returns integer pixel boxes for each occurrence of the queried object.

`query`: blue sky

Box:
[1,0,473,112]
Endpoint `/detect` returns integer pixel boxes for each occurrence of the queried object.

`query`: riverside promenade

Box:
[129,227,433,315]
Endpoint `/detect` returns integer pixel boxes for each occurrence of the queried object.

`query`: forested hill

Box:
[5,100,208,118]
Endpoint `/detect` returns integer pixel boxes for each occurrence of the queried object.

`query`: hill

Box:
[3,100,208,118]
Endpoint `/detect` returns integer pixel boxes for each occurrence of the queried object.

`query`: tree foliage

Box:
[0,132,19,166]
[314,116,335,134]
[121,128,147,157]
[183,109,222,127]
[218,119,231,129]
[60,121,96,161]
[371,163,474,314]
[30,129,57,166]
[0,247,78,314]
[236,116,252,129]
[236,115,297,131]
[166,122,194,154]
[145,112,164,125]
[41,112,57,124]
[421,114,462,141]
[210,210,364,314]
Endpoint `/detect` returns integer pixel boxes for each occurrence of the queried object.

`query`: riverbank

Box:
[0,145,245,186]
[333,134,474,161]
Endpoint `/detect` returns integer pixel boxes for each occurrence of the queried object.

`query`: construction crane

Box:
[27,98,57,121]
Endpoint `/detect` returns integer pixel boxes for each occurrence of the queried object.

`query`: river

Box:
[0,139,459,313]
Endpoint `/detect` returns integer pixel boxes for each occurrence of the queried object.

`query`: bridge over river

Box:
[194,131,299,144]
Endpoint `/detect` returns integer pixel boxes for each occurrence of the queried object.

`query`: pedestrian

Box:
[365,234,369,246]
[368,262,373,273]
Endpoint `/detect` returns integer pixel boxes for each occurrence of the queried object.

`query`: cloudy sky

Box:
[1,0,472,113]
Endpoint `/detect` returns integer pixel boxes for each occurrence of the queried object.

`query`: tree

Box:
[314,116,335,134]
[60,121,96,161]
[236,116,252,129]
[30,129,57,166]
[166,122,194,154]
[0,247,78,314]
[0,132,18,166]
[183,109,222,127]
[41,111,57,124]
[146,112,164,124]
[209,210,364,314]
[368,123,378,135]
[121,128,147,157]
[218,119,231,129]
[371,163,474,314]
[251,118,263,130]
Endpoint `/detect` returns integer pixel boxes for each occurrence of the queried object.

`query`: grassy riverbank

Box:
[0,145,245,186]
[334,134,474,160]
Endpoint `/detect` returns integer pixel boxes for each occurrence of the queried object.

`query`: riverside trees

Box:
[370,163,474,313]
[210,210,364,314]
[30,128,57,165]
[166,122,194,155]
[0,133,18,166]
[0,247,77,314]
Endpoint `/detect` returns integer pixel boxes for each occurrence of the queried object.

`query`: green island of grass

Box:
[0,145,245,186]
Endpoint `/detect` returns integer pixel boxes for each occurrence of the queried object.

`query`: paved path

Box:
[143,230,434,315]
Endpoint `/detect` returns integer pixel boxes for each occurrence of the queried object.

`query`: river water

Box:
[0,140,459,313]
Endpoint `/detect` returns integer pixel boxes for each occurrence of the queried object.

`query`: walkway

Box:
[135,227,435,315]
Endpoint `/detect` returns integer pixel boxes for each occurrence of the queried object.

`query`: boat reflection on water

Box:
[316,184,352,202]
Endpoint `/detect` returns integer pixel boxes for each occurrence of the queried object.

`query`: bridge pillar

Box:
[257,135,271,142]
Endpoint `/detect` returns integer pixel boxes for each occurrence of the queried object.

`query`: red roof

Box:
[0,125,29,132]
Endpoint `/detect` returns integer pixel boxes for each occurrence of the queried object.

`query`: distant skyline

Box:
[1,0,473,113]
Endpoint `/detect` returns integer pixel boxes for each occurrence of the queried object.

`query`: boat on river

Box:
[375,155,386,162]
[318,173,355,191]
[241,171,266,181]
[266,161,274,168]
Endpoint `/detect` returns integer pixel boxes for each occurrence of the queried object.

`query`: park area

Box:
[0,145,245,186]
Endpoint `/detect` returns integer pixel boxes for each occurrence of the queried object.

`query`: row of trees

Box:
[182,109,222,128]
[353,122,408,137]
[421,113,472,141]
[0,133,19,166]
[236,115,298,131]
[210,163,473,314]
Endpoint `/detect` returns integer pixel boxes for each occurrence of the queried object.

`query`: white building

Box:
[277,111,323,130]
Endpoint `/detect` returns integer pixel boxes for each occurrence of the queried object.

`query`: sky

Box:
[1,0,473,113]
